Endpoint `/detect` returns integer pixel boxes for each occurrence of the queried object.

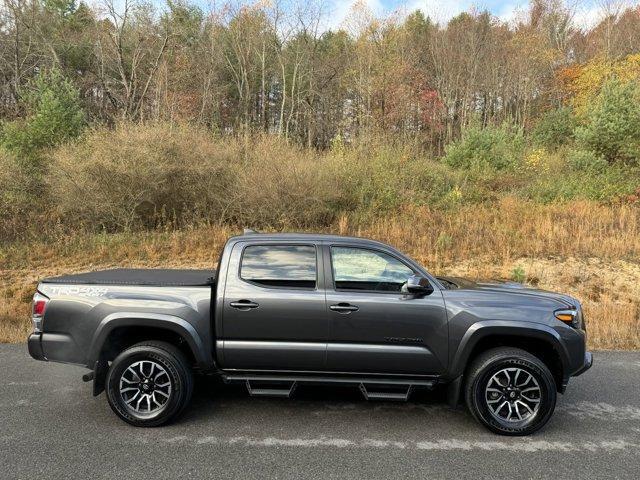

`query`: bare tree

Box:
[95,0,171,119]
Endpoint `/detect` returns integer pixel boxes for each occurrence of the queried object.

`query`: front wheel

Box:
[105,341,193,427]
[464,347,557,435]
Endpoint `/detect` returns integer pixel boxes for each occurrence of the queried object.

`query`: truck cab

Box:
[215,234,448,376]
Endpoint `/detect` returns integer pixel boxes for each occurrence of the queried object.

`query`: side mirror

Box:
[405,275,434,296]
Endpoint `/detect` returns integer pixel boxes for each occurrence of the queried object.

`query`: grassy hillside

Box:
[2,200,639,348]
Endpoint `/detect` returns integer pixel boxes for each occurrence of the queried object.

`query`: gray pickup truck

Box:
[28,232,592,435]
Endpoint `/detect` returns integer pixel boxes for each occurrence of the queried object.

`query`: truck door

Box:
[324,244,448,375]
[220,242,327,371]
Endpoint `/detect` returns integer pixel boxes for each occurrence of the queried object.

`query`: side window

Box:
[331,247,414,292]
[241,245,317,289]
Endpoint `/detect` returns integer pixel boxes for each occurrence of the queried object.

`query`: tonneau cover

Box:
[41,268,216,286]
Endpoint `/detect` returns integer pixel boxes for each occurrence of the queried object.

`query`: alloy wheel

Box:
[484,367,541,423]
[119,360,172,416]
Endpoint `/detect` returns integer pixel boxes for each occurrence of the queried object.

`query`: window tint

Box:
[331,247,414,292]
[241,245,316,288]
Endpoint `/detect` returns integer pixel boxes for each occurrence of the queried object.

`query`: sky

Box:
[329,0,520,26]
[125,0,632,31]
[323,0,620,30]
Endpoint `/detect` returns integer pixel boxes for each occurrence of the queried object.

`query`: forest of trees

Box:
[2,0,640,241]
[1,0,639,150]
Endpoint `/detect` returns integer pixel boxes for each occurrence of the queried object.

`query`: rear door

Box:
[324,244,448,375]
[220,241,327,371]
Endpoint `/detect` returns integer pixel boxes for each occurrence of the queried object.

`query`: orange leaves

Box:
[418,88,445,131]
[559,54,640,116]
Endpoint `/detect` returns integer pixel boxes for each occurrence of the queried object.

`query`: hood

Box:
[437,276,578,309]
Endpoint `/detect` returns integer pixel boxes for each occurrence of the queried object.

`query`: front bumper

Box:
[573,351,593,377]
[28,333,46,361]
[560,351,592,392]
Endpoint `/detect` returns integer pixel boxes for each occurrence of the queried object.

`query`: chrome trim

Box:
[223,340,327,352]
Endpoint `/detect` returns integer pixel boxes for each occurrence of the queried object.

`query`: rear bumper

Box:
[28,333,46,361]
[573,351,593,377]
[28,332,83,364]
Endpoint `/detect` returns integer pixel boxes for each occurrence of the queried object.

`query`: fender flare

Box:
[449,320,570,380]
[86,312,211,369]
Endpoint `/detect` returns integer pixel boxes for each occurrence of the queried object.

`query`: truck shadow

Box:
[178,372,610,437]
[184,373,458,423]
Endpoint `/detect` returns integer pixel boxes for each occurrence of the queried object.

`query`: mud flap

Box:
[446,375,463,408]
[92,360,109,396]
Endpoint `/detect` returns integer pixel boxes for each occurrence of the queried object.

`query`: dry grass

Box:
[46,126,349,232]
[2,198,639,348]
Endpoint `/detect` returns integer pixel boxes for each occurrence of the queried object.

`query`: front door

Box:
[324,245,448,375]
[221,242,327,371]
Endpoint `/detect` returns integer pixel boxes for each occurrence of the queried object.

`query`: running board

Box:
[222,372,436,402]
[223,372,436,388]
[359,383,413,402]
[245,380,297,398]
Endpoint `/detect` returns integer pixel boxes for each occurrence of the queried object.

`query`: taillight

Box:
[32,292,49,333]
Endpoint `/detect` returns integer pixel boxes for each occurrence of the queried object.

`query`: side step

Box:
[245,380,297,398]
[221,372,437,402]
[359,383,413,402]
[223,373,436,388]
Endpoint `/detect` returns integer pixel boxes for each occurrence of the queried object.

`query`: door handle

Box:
[230,300,259,310]
[330,303,359,313]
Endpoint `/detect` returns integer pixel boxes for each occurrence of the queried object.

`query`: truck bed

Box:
[41,268,217,287]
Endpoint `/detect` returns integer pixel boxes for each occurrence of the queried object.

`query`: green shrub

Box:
[523,162,638,202]
[443,122,525,171]
[1,68,85,165]
[329,137,465,218]
[532,107,575,150]
[575,78,640,164]
[511,265,526,283]
[567,149,608,173]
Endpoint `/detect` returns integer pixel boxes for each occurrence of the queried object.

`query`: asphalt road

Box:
[1,345,639,480]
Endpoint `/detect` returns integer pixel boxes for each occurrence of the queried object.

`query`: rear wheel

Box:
[105,341,193,427]
[464,347,556,435]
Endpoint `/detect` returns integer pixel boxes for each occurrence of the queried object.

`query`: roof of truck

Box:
[230,232,393,246]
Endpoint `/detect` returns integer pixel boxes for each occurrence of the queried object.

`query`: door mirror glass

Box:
[404,275,433,296]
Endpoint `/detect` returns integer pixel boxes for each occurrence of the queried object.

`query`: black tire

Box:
[105,341,193,427]
[464,347,557,436]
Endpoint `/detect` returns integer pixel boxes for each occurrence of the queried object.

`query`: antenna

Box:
[243,228,260,235]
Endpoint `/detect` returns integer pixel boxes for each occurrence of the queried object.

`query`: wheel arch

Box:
[87,313,212,370]
[450,321,569,393]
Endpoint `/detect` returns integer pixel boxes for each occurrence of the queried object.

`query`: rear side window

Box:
[241,245,317,289]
